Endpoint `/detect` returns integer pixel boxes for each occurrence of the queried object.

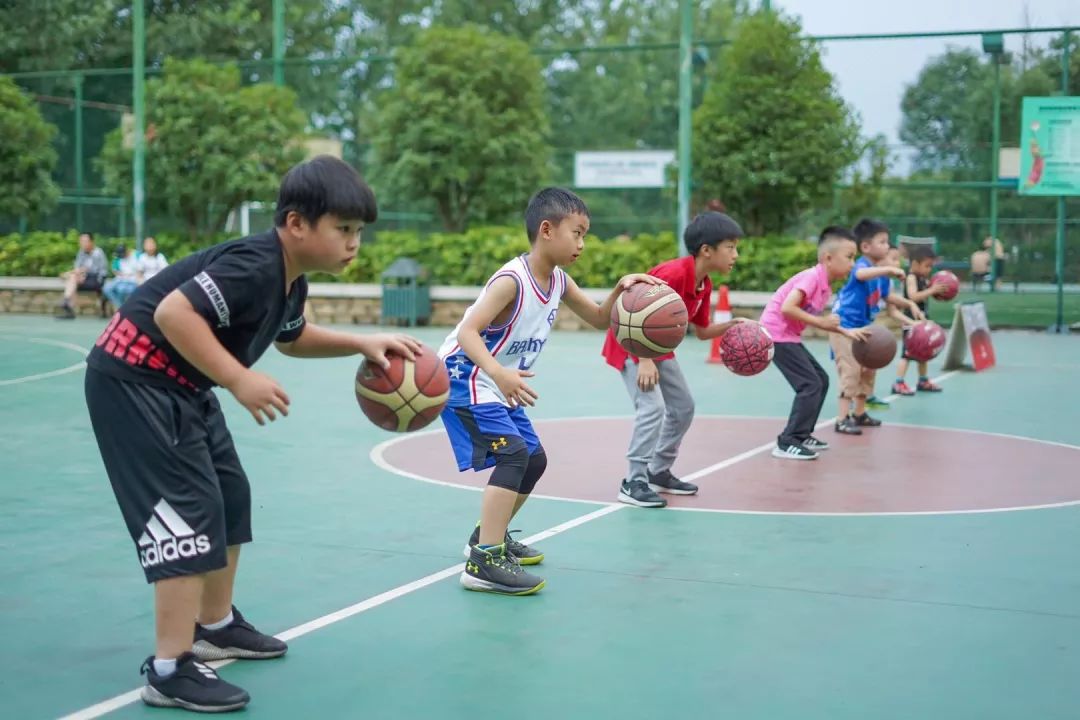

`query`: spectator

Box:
[57,232,108,319]
[136,236,169,280]
[971,245,991,292]
[984,236,1006,291]
[103,244,140,309]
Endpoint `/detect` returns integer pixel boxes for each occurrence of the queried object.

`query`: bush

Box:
[0,228,817,292]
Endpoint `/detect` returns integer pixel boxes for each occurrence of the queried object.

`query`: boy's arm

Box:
[855,265,904,282]
[456,275,538,407]
[275,324,421,366]
[155,290,290,425]
[693,318,749,341]
[781,289,868,340]
[885,292,924,320]
[906,275,944,303]
[561,272,661,330]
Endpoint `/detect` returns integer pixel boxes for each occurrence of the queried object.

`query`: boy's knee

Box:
[488,440,530,492]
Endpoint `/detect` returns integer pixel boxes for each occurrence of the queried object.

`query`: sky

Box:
[771,0,1080,165]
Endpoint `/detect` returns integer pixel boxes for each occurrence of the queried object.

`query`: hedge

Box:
[0,228,817,292]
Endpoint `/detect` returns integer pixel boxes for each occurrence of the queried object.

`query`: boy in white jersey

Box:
[439,188,657,595]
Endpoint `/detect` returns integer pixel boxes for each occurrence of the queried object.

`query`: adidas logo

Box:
[137,499,211,568]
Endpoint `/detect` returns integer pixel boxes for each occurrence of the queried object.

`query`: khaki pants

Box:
[829,333,876,399]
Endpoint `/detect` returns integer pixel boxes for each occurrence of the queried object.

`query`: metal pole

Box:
[989,59,1001,275]
[74,73,85,231]
[676,0,693,256]
[273,0,286,86]
[132,0,146,250]
[763,0,771,11]
[1052,30,1070,333]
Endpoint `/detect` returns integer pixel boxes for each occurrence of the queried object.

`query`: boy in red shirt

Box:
[601,212,746,508]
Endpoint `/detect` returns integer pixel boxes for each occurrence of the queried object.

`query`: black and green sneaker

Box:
[461,543,545,595]
[464,525,544,565]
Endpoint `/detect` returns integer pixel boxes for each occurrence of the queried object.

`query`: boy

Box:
[600,211,747,508]
[761,227,868,459]
[84,156,421,712]
[830,219,922,435]
[865,244,904,410]
[439,187,657,596]
[892,245,950,395]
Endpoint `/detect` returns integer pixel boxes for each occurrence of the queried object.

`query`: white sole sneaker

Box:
[770,446,818,460]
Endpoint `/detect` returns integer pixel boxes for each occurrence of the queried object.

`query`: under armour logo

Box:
[491,437,508,451]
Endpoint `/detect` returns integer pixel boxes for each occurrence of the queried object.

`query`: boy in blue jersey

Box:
[438,188,657,596]
[829,219,923,435]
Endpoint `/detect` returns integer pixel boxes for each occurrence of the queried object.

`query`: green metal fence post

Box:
[73,73,85,230]
[1052,30,1071,333]
[132,0,146,250]
[273,0,286,86]
[676,0,693,256]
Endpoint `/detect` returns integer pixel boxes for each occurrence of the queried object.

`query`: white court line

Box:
[58,370,972,718]
[0,335,89,387]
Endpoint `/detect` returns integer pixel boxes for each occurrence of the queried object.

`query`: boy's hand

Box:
[842,327,870,342]
[931,282,950,297]
[617,273,663,291]
[493,367,538,408]
[889,267,906,279]
[821,315,842,331]
[910,304,926,321]
[225,369,290,426]
[636,359,659,392]
[360,333,423,369]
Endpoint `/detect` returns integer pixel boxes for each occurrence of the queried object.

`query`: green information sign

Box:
[1018,96,1080,196]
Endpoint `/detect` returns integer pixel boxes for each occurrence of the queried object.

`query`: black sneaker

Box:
[851,412,883,427]
[461,543,545,595]
[192,606,287,661]
[802,436,830,451]
[464,525,544,565]
[647,469,699,495]
[834,418,863,435]
[140,652,250,713]
[617,478,667,508]
[771,442,819,460]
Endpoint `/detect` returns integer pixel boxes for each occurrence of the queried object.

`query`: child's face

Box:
[884,248,901,268]
[861,232,890,262]
[824,240,857,281]
[537,212,589,267]
[911,257,935,278]
[701,238,739,274]
[295,213,364,273]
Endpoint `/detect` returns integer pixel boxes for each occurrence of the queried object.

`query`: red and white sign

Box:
[943,302,996,372]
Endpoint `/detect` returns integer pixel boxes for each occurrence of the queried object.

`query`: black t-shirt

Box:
[87,230,308,393]
[903,273,930,318]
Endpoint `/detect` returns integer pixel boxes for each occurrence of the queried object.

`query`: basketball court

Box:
[2,314,1079,719]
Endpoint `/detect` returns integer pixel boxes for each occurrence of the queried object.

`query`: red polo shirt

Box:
[601,255,712,370]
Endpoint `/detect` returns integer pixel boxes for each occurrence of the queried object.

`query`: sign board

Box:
[942,302,996,372]
[574,150,675,188]
[1017,96,1080,196]
[998,147,1020,180]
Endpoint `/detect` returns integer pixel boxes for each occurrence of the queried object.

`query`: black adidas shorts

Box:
[84,368,252,583]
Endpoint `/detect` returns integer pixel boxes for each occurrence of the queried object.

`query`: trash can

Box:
[380,257,431,327]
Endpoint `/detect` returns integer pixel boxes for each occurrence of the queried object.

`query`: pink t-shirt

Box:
[759,263,832,343]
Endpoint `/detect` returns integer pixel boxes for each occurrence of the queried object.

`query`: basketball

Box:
[719,322,774,376]
[932,270,960,301]
[609,282,688,359]
[904,320,947,362]
[852,323,897,369]
[355,345,450,432]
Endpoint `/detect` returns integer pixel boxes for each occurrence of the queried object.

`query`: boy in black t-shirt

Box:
[84,155,421,712]
[891,245,950,396]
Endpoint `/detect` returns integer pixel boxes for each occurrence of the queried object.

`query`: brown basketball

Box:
[851,323,898,370]
[609,282,688,359]
[355,344,449,432]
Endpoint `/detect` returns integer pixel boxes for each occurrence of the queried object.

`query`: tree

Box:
[370,26,548,231]
[693,11,859,235]
[96,59,306,243]
[0,77,60,221]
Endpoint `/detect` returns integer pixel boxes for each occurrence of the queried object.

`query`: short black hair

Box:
[818,225,855,245]
[274,155,377,227]
[524,187,590,243]
[684,211,743,255]
[853,218,890,244]
[78,231,95,242]
[908,244,938,262]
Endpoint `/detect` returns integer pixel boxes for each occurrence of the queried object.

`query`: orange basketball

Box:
[609,282,688,359]
[355,345,449,432]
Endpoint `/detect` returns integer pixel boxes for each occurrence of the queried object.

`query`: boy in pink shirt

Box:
[759,227,868,460]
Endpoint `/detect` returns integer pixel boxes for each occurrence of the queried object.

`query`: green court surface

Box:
[2,314,1080,720]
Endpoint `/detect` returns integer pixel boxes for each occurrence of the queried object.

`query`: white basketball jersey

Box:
[438,255,565,407]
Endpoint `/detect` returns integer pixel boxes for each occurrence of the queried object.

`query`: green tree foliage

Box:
[370,26,548,231]
[693,12,859,235]
[0,77,59,220]
[96,59,306,243]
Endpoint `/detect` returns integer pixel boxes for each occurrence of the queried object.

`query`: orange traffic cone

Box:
[707,285,732,364]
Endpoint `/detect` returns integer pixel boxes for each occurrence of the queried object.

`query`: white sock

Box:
[152,657,177,677]
[201,610,234,631]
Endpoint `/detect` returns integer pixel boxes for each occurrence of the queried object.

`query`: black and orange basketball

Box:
[852,323,898,369]
[904,320,947,362]
[719,322,774,376]
[609,282,688,359]
[355,345,449,432]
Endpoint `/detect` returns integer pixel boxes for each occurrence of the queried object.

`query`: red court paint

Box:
[376,417,1080,515]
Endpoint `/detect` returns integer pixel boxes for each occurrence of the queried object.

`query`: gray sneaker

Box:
[464,525,544,565]
[461,543,545,595]
[647,469,699,495]
[617,479,667,508]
